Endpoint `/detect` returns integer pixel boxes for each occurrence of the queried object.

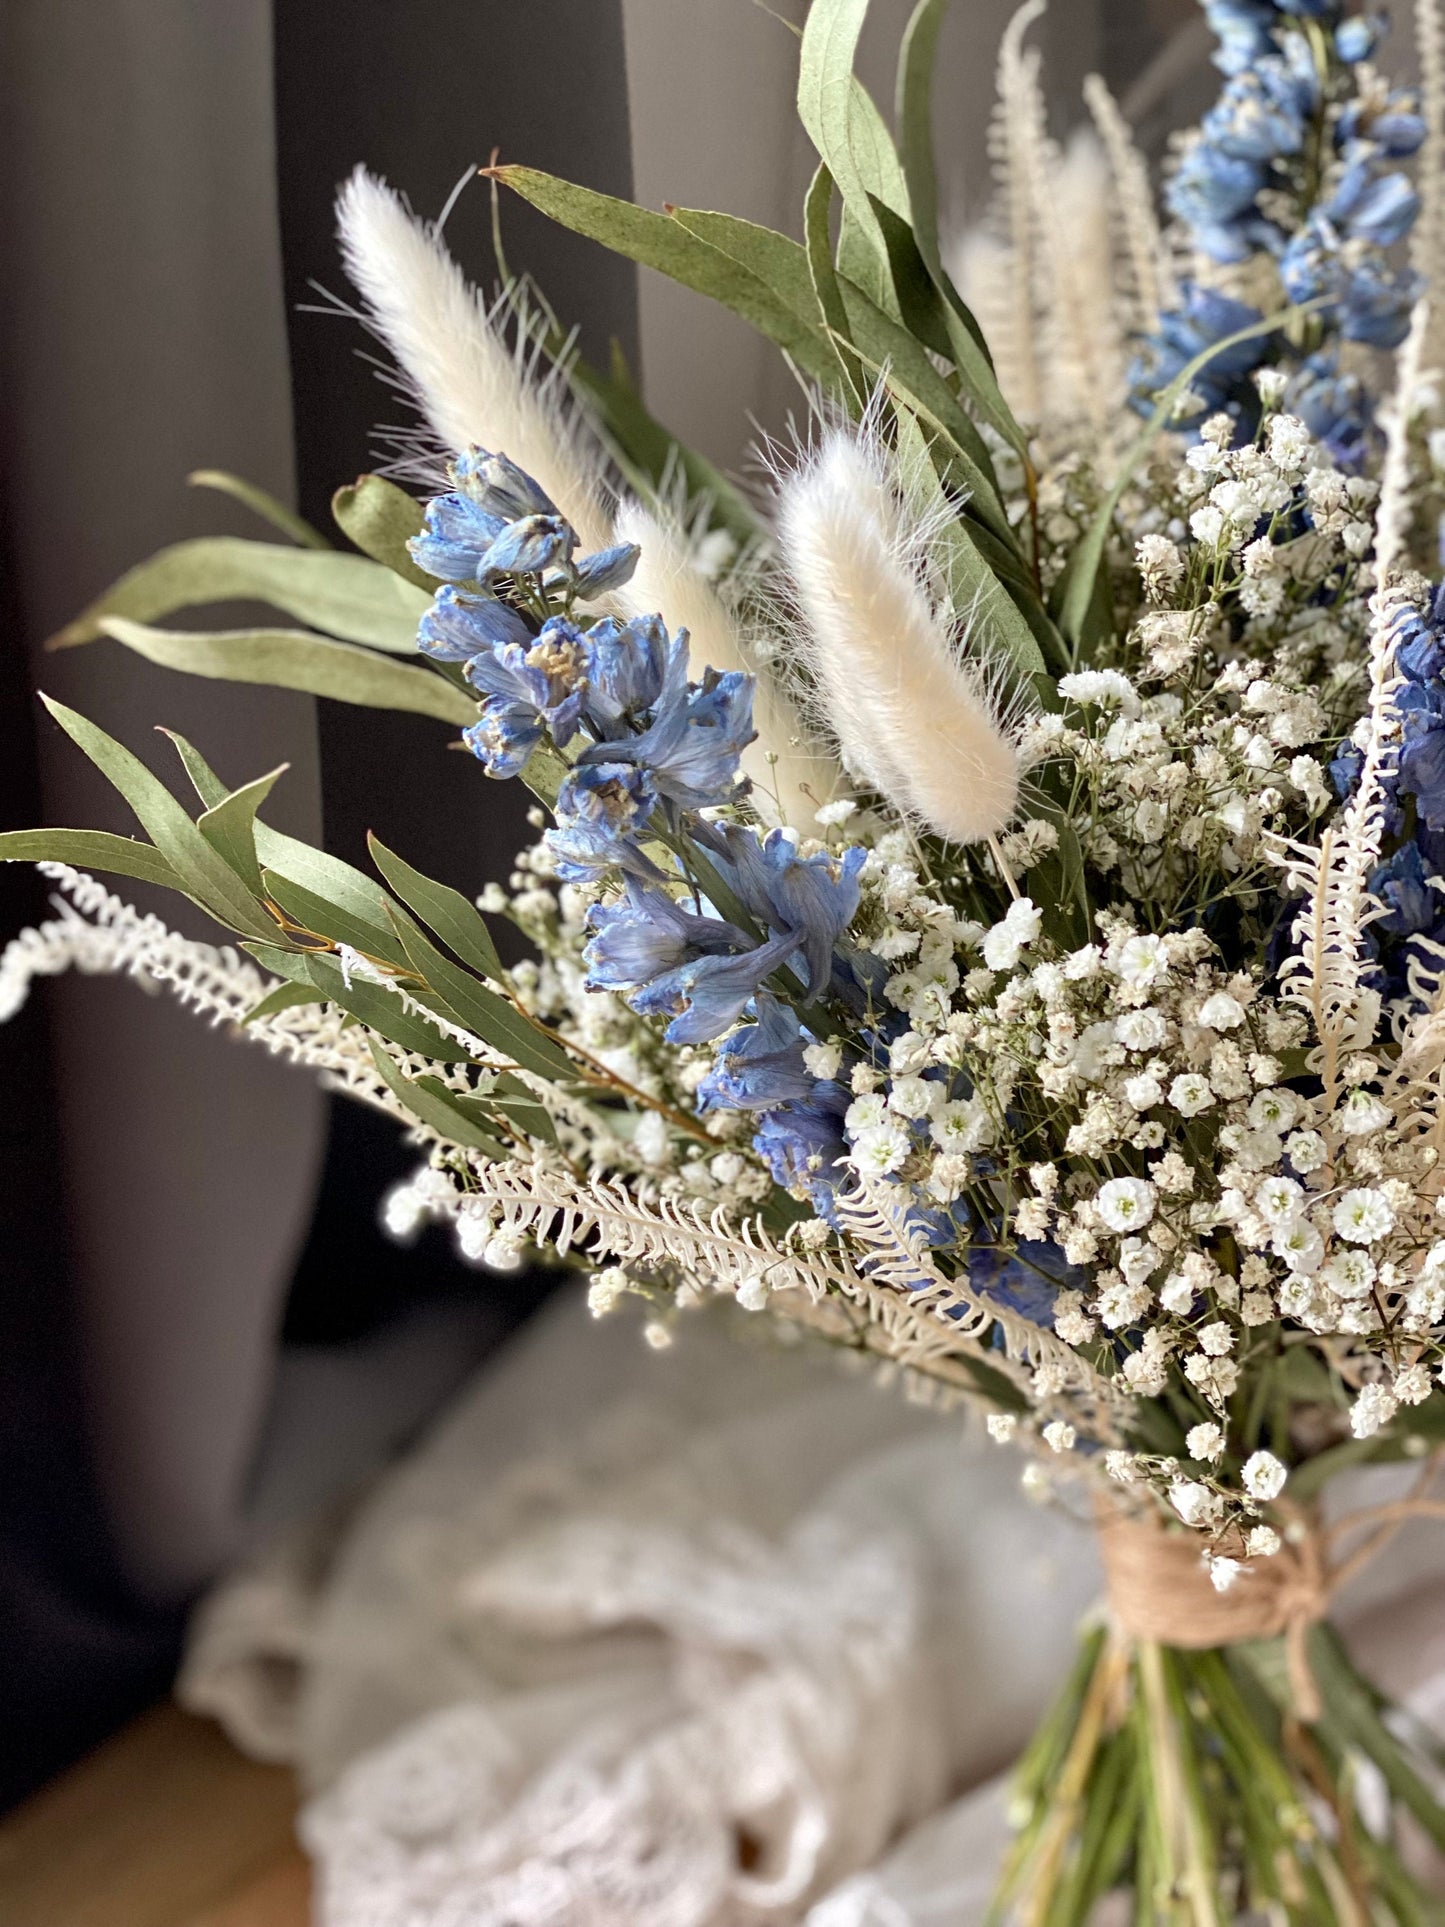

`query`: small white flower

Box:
[851,1121,913,1176]
[1339,1089,1391,1137]
[1058,668,1140,714]
[845,1092,887,1133]
[1210,1557,1246,1592]
[1187,1422,1225,1462]
[814,798,858,827]
[1273,1219,1324,1275]
[1116,1008,1167,1051]
[1255,1176,1304,1226]
[1105,1449,1141,1483]
[887,1074,939,1120]
[1124,1071,1164,1111]
[1160,1271,1196,1315]
[802,1040,843,1080]
[1332,1188,1396,1245]
[1097,1177,1156,1232]
[1284,1129,1327,1174]
[1171,1480,1222,1528]
[1197,1321,1236,1357]
[1169,1072,1214,1117]
[1117,933,1169,990]
[1243,1450,1287,1502]
[382,1184,426,1240]
[1197,992,1246,1031]
[1247,1524,1282,1557]
[1350,1383,1398,1439]
[1395,1363,1432,1406]
[1321,1248,1376,1301]
[982,895,1043,971]
[1043,1420,1077,1454]
[588,1265,632,1318]
[736,1276,771,1312]
[643,1320,674,1350]
[986,1413,1018,1443]
[1248,1088,1299,1133]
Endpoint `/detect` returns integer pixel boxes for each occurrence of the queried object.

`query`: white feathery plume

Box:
[1376,298,1432,576]
[335,167,614,555]
[774,421,1024,848]
[1032,128,1127,439]
[610,497,841,830]
[1082,72,1175,335]
[982,0,1050,424]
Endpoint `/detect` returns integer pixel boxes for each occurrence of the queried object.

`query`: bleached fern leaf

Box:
[1082,72,1175,334]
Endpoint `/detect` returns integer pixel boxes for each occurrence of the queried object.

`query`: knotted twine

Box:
[1097,1468,1445,1723]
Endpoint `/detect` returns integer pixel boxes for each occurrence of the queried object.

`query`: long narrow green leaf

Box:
[291,948,475,1061]
[197,766,287,896]
[896,0,950,286]
[331,475,437,591]
[161,732,419,960]
[38,697,271,936]
[368,1043,510,1155]
[893,404,1043,677]
[367,834,503,980]
[187,470,330,549]
[0,827,184,893]
[242,981,326,1023]
[385,903,575,1080]
[261,868,411,970]
[492,167,838,386]
[51,537,430,655]
[798,0,904,271]
[803,165,865,404]
[98,618,475,723]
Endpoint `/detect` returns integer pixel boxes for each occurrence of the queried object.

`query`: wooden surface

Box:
[0,1704,310,1927]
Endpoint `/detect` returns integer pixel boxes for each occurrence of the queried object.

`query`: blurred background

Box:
[0,0,1319,1808]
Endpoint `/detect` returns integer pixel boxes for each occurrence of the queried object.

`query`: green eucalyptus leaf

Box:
[261,868,411,970]
[798,0,908,272]
[367,1042,510,1155]
[488,1072,558,1147]
[803,165,865,404]
[384,902,574,1081]
[367,834,504,980]
[242,981,326,1022]
[38,697,272,937]
[492,166,838,387]
[298,949,475,1061]
[0,828,183,893]
[197,765,287,896]
[161,730,429,972]
[51,537,431,655]
[893,405,1044,678]
[97,618,475,723]
[331,475,437,591]
[186,471,330,549]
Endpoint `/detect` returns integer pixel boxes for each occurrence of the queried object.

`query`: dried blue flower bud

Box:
[477,514,577,578]
[572,542,641,600]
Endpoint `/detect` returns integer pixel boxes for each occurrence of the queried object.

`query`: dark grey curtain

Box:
[0,0,636,1805]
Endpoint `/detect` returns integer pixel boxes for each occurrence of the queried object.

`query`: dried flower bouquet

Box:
[8,0,1445,1915]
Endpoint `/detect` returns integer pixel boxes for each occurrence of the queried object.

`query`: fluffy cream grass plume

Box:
[776,427,1022,847]
[610,498,840,829]
[335,167,612,555]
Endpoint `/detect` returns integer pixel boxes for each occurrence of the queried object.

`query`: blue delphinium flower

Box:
[1129,284,1273,432]
[1135,1,1421,441]
[547,762,662,883]
[1287,353,1373,468]
[417,583,533,660]
[581,663,756,810]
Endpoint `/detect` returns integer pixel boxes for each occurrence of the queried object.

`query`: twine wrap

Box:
[1098,1506,1329,1719]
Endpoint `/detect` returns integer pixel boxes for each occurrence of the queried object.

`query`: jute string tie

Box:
[1097,1464,1445,1723]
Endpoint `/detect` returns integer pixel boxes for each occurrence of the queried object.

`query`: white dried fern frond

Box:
[1082,72,1175,334]
[773,418,1027,847]
[1376,298,1432,574]
[335,167,614,554]
[1415,0,1445,329]
[951,7,1130,443]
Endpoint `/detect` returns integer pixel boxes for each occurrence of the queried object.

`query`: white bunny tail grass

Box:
[611,498,842,830]
[775,425,1024,848]
[335,167,613,554]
